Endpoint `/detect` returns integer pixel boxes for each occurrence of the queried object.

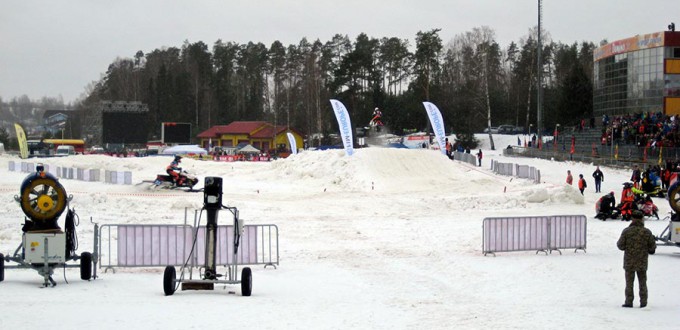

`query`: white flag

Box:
[287,132,297,155]
[329,99,354,156]
[422,102,447,156]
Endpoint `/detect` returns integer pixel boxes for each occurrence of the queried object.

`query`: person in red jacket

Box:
[620,182,636,221]
[578,174,587,195]
[566,170,573,185]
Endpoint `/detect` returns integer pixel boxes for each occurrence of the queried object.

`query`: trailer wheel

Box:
[0,253,5,282]
[163,266,176,296]
[669,182,680,213]
[241,267,252,296]
[80,252,92,280]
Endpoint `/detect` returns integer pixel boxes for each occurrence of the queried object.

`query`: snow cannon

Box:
[0,164,98,287]
[18,164,67,231]
[162,176,252,296]
[656,172,680,248]
[668,172,680,213]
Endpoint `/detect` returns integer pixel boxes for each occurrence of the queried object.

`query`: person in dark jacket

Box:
[617,210,656,308]
[631,165,641,187]
[595,191,616,220]
[592,166,604,193]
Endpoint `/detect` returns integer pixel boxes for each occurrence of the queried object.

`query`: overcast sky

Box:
[1,0,677,104]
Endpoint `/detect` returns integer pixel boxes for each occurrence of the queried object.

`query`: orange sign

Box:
[594,32,665,62]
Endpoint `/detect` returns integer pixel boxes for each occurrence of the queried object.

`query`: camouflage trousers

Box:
[625,270,648,305]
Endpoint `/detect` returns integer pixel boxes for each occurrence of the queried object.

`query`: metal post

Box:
[537,0,543,141]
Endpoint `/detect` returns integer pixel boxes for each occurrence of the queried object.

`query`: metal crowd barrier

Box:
[549,215,587,254]
[104,170,133,185]
[452,151,477,166]
[98,223,279,272]
[9,161,107,183]
[490,160,541,184]
[482,215,587,256]
[99,224,194,271]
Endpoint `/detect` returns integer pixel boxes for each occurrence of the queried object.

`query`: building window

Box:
[674,47,680,58]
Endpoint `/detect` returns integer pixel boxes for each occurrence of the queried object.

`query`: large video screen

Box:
[102,112,148,144]
[162,122,191,144]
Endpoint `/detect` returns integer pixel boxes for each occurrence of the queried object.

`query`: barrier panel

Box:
[57,166,75,179]
[483,216,550,256]
[549,215,587,253]
[482,214,587,256]
[452,151,477,166]
[77,168,101,182]
[8,160,15,171]
[98,223,279,271]
[104,170,133,185]
[193,224,279,267]
[98,224,194,269]
[492,160,514,176]
[516,164,541,184]
[491,160,540,183]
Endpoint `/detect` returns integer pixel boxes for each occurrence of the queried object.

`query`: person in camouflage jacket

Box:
[617,210,656,308]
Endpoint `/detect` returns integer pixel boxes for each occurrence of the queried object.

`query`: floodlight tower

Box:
[537,0,543,141]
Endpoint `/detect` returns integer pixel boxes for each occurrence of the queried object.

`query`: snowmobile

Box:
[632,171,665,197]
[150,170,200,191]
[635,194,660,220]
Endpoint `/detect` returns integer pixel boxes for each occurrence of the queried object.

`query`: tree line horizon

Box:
[0,26,595,148]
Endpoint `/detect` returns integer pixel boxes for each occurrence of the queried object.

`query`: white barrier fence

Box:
[99,223,279,271]
[8,161,127,184]
[452,151,477,166]
[482,215,587,256]
[490,160,541,184]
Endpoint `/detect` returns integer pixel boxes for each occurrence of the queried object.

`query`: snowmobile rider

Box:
[595,191,617,220]
[370,107,383,127]
[166,155,184,186]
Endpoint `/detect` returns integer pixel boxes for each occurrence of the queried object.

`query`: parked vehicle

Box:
[483,127,499,134]
[498,125,515,134]
[55,145,76,156]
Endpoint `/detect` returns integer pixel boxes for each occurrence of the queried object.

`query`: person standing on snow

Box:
[617,210,656,308]
[578,174,587,195]
[476,149,483,167]
[592,166,604,193]
[631,164,641,187]
[445,138,452,159]
[566,170,573,185]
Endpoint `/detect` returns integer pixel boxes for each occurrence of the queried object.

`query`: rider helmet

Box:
[609,191,615,196]
[174,155,182,162]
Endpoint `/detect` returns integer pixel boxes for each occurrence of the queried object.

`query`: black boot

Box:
[640,302,647,308]
[622,303,633,308]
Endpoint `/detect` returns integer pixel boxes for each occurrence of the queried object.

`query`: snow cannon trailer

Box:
[658,174,680,247]
[0,164,98,287]
[162,176,252,296]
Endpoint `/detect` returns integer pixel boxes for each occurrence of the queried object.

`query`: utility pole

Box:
[537,0,543,142]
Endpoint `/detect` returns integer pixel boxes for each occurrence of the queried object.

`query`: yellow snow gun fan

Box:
[0,164,96,287]
[19,164,67,230]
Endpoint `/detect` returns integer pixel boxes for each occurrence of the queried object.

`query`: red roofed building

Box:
[197,121,304,153]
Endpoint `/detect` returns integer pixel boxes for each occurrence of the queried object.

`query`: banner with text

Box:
[329,99,354,156]
[422,102,447,156]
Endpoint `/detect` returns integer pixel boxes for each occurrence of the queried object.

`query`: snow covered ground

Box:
[0,134,678,329]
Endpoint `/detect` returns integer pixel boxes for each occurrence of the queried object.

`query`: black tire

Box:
[163,266,176,296]
[241,267,252,296]
[80,252,92,280]
[0,253,5,282]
